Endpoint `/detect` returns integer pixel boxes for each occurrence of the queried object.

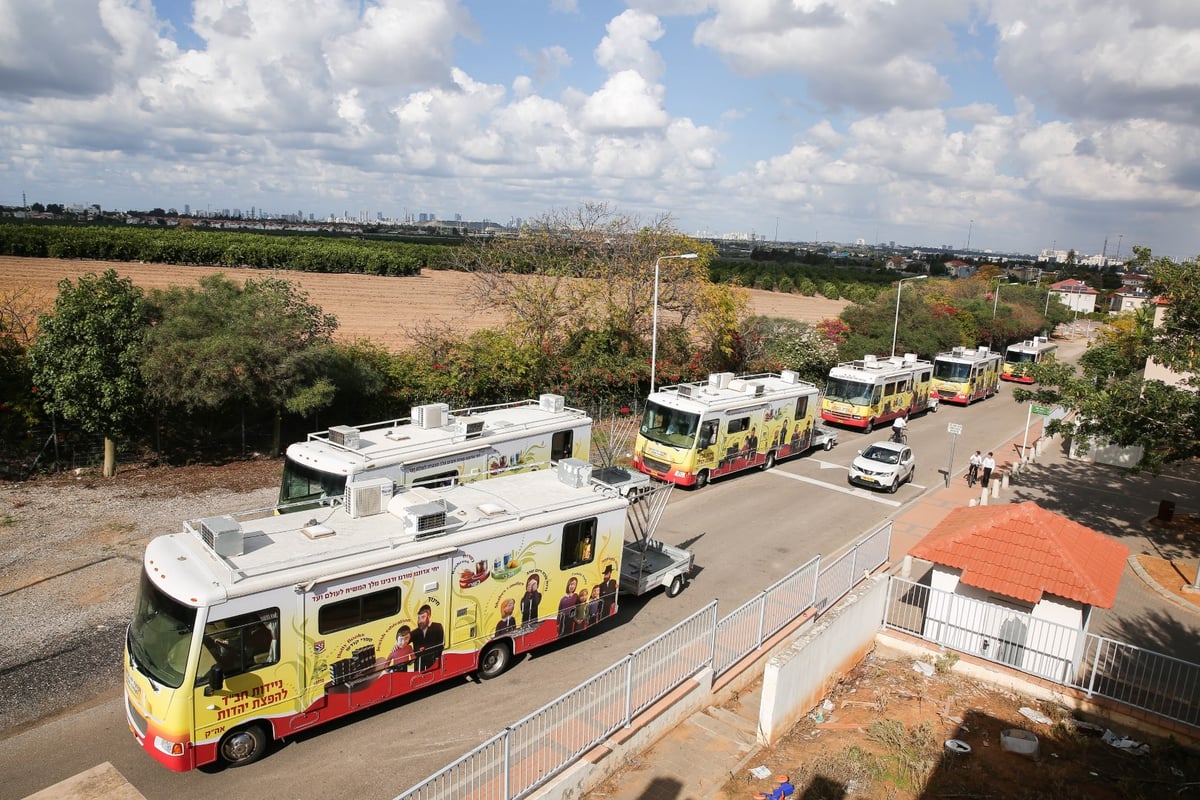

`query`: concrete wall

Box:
[756,575,889,743]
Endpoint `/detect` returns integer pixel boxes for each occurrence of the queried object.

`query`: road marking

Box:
[766,468,903,507]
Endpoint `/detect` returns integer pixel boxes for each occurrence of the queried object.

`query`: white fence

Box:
[885,577,1200,729]
[393,522,893,800]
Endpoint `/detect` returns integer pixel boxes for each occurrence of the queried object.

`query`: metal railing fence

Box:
[395,521,892,800]
[884,577,1200,729]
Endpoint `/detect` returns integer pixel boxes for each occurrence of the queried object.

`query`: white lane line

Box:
[766,468,903,507]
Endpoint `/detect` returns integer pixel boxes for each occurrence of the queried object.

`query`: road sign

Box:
[947,423,963,435]
[1032,405,1052,416]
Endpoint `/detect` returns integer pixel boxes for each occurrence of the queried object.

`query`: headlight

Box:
[154,736,186,757]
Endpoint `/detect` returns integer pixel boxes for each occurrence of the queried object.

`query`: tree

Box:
[140,274,338,455]
[29,270,150,476]
[1015,248,1199,471]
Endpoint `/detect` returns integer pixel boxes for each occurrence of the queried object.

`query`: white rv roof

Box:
[145,465,631,606]
[828,355,933,382]
[649,372,819,413]
[284,398,590,475]
[934,347,1000,364]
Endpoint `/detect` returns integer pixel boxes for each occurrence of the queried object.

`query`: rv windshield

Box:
[823,377,874,406]
[640,402,701,448]
[279,458,348,507]
[1005,350,1035,364]
[128,571,198,689]
[933,361,971,381]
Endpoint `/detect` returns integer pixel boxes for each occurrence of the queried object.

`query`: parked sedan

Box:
[847,441,915,493]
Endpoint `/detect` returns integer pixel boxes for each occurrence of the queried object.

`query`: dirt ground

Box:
[0,256,850,352]
[716,648,1200,800]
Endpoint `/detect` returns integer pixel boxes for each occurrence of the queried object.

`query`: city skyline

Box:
[2,1,1198,260]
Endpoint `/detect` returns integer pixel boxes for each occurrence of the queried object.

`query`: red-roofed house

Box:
[907,502,1129,680]
[1049,278,1099,313]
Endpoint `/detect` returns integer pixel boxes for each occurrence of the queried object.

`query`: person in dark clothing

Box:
[519,574,542,628]
[981,451,996,488]
[410,604,444,671]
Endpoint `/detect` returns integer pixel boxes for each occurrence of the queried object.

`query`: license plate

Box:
[859,475,875,483]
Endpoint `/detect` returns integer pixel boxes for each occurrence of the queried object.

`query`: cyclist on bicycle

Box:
[890,414,908,443]
[967,450,982,487]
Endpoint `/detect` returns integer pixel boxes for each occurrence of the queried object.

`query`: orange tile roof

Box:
[909,501,1129,608]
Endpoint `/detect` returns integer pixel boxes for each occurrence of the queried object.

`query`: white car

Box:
[848,441,915,493]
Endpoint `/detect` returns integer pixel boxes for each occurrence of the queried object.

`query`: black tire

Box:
[763,452,776,471]
[888,476,900,493]
[694,469,710,489]
[220,723,269,768]
[864,419,875,433]
[823,437,835,452]
[478,641,512,680]
[666,574,685,598]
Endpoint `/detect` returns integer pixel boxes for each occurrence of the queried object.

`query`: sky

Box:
[2,0,1198,260]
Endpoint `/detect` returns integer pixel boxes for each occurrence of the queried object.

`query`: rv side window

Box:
[551,430,573,461]
[319,587,402,635]
[794,397,809,419]
[699,420,718,448]
[413,470,458,489]
[560,518,598,570]
[199,609,280,679]
[727,417,749,434]
[884,381,897,396]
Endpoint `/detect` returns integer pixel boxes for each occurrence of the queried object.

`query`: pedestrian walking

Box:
[967,450,982,487]
[981,451,995,488]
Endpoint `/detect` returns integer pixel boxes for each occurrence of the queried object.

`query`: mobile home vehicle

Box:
[820,354,936,432]
[277,395,590,510]
[123,461,684,771]
[632,371,821,488]
[1001,337,1057,383]
[931,346,1003,405]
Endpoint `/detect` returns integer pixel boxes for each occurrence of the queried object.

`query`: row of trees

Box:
[0,223,450,275]
[8,204,1175,479]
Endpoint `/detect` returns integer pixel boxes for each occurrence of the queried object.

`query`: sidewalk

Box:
[586,430,1200,800]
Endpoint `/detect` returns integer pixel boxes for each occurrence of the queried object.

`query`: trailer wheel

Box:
[666,574,685,598]
[478,641,512,680]
[219,723,269,768]
[823,437,835,451]
[694,469,710,489]
[763,451,776,471]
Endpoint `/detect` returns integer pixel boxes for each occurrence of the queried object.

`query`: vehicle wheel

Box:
[864,419,875,433]
[930,402,938,413]
[695,469,710,489]
[888,477,899,494]
[823,437,835,452]
[478,641,512,680]
[763,452,776,471]
[220,723,269,768]
[666,574,685,598]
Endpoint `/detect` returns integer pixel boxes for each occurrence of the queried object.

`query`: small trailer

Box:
[590,466,695,599]
[810,424,839,452]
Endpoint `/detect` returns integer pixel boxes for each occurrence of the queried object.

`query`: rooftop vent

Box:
[557,457,593,488]
[677,384,695,397]
[708,372,734,390]
[780,369,799,384]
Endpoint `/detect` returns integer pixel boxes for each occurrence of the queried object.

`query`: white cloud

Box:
[594,9,666,81]
[580,70,670,132]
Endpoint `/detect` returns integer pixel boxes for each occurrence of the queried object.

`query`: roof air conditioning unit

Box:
[328,425,360,448]
[977,346,990,356]
[745,382,765,397]
[402,500,449,539]
[708,372,734,389]
[456,416,486,438]
[413,403,448,429]
[863,354,877,364]
[557,458,593,488]
[780,369,799,384]
[539,393,565,413]
[345,477,394,518]
[199,515,243,557]
[677,384,694,397]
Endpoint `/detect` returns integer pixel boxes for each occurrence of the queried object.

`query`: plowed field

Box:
[0,256,848,351]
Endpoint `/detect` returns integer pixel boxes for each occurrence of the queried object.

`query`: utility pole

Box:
[966,219,974,251]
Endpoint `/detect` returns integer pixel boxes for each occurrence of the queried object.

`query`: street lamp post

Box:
[651,252,698,392]
[890,274,928,357]
[988,276,1006,348]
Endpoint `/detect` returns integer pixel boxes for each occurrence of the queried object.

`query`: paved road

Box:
[0,375,1055,800]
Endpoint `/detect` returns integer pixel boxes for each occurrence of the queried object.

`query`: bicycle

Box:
[966,462,979,487]
[889,427,907,444]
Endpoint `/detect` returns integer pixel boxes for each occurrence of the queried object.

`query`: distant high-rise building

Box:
[184,204,190,215]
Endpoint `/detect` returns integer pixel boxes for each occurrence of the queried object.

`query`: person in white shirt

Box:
[890,415,907,442]
[981,452,996,488]
[968,450,982,486]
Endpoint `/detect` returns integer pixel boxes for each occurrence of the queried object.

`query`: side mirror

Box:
[205,665,225,695]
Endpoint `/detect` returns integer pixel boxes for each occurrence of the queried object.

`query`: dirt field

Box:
[713,645,1199,800]
[0,256,849,351]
